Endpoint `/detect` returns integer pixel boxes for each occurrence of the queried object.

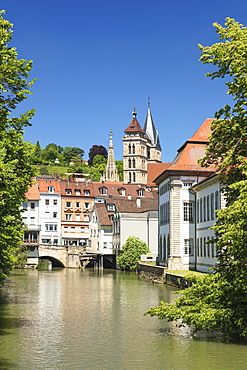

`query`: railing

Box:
[22,240,39,246]
[24,224,41,231]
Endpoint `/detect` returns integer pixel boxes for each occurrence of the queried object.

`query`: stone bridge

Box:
[27,244,86,268]
[26,244,116,269]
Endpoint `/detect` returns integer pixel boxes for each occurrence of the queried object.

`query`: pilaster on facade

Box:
[155,118,218,271]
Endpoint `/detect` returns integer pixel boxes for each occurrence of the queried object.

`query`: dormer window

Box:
[48,186,54,193]
[118,188,126,196]
[66,189,71,195]
[138,189,144,197]
[84,190,90,196]
[75,189,81,195]
[107,204,115,211]
[100,187,107,195]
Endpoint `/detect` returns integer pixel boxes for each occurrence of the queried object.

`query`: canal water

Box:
[1,268,247,370]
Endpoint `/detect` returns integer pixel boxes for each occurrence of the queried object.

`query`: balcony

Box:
[25,224,41,231]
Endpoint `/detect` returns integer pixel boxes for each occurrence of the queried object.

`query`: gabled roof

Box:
[25,183,40,200]
[36,178,61,194]
[124,109,145,134]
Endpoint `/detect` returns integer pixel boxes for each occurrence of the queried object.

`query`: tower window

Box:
[132,144,135,154]
[128,159,131,168]
[128,144,131,154]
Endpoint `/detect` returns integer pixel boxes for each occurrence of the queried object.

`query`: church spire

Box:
[103,129,119,182]
[143,98,161,150]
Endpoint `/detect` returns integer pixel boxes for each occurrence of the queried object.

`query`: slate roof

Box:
[143,105,161,149]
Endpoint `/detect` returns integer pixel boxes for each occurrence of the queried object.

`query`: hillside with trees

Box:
[29,141,123,181]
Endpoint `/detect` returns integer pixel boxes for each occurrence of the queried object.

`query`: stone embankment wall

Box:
[137,263,193,288]
[137,263,166,283]
[165,273,192,289]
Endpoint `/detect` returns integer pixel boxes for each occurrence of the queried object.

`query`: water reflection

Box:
[0,269,247,370]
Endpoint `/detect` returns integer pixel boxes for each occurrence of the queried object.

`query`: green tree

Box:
[0,11,36,283]
[92,154,107,173]
[116,160,123,181]
[30,140,43,164]
[41,143,62,163]
[147,178,247,338]
[88,145,107,166]
[117,236,150,271]
[63,146,84,165]
[198,18,247,195]
[147,18,247,339]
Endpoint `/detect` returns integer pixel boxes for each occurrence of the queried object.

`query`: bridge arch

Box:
[39,256,65,268]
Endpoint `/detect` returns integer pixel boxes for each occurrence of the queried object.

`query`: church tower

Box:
[103,129,119,182]
[143,100,162,163]
[123,107,149,185]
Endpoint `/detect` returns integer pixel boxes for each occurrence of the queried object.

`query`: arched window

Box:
[132,144,135,154]
[132,159,135,168]
[129,172,131,183]
[133,172,136,182]
[128,158,131,168]
[128,144,131,154]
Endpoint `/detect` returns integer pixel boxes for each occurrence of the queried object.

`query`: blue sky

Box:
[2,0,246,162]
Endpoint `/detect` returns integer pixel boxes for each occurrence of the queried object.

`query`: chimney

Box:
[136,198,141,208]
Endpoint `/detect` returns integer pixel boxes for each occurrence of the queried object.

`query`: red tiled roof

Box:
[147,163,171,186]
[25,183,40,200]
[154,119,217,183]
[60,180,94,196]
[106,198,158,213]
[36,178,61,193]
[168,143,216,172]
[95,203,113,226]
[188,118,213,142]
[92,182,156,199]
[124,117,145,134]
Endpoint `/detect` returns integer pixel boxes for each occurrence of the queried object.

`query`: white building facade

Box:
[155,119,220,271]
